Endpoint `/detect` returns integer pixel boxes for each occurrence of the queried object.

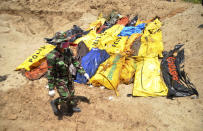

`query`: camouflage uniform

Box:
[47,47,85,105]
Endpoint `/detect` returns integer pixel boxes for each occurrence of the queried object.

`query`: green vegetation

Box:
[183,0,202,4]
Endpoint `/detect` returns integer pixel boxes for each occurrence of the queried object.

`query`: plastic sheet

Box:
[75,48,110,84]
[161,44,199,98]
[118,23,146,36]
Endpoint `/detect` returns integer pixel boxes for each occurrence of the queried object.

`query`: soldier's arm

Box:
[72,56,86,74]
[46,51,56,91]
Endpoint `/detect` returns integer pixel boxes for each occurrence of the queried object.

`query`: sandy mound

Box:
[0,0,203,130]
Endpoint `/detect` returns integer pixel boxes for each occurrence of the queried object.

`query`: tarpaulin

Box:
[75,48,110,84]
[90,54,125,96]
[133,57,168,96]
[16,44,56,71]
[118,23,146,36]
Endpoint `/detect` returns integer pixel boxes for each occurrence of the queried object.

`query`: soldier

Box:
[46,31,89,116]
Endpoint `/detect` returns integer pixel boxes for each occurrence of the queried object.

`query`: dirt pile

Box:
[0,0,203,131]
[0,0,189,35]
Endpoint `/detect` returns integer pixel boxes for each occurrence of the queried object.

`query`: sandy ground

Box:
[0,0,203,131]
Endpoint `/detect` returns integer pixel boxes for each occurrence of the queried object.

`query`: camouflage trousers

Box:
[55,77,75,105]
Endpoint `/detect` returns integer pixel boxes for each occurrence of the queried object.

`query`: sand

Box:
[0,0,203,130]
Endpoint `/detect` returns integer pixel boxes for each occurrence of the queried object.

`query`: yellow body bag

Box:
[120,57,136,84]
[104,36,128,54]
[133,57,168,96]
[133,19,168,96]
[98,24,125,51]
[90,54,125,96]
[74,24,125,51]
[74,30,101,49]
[138,19,164,57]
[16,44,56,71]
[87,13,106,31]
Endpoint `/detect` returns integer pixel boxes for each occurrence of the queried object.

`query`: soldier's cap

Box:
[51,31,68,44]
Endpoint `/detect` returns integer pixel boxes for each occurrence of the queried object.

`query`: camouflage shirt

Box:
[46,47,85,90]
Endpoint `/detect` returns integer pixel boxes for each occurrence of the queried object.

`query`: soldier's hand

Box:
[48,90,55,97]
[84,73,90,80]
[45,85,49,89]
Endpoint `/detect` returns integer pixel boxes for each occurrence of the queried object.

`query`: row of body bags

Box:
[16,14,197,98]
[74,18,169,96]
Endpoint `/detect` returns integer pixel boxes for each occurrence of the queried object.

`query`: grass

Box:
[183,0,202,4]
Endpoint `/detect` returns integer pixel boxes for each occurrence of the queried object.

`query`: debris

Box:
[100,86,105,89]
[108,96,113,100]
[198,24,203,29]
[8,114,18,120]
[0,75,8,82]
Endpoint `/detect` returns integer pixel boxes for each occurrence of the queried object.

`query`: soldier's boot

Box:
[50,99,60,116]
[72,107,81,112]
[70,100,81,112]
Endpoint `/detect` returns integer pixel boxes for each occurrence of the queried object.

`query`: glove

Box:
[69,64,76,76]
[84,73,89,80]
[48,90,55,97]
[45,85,49,89]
